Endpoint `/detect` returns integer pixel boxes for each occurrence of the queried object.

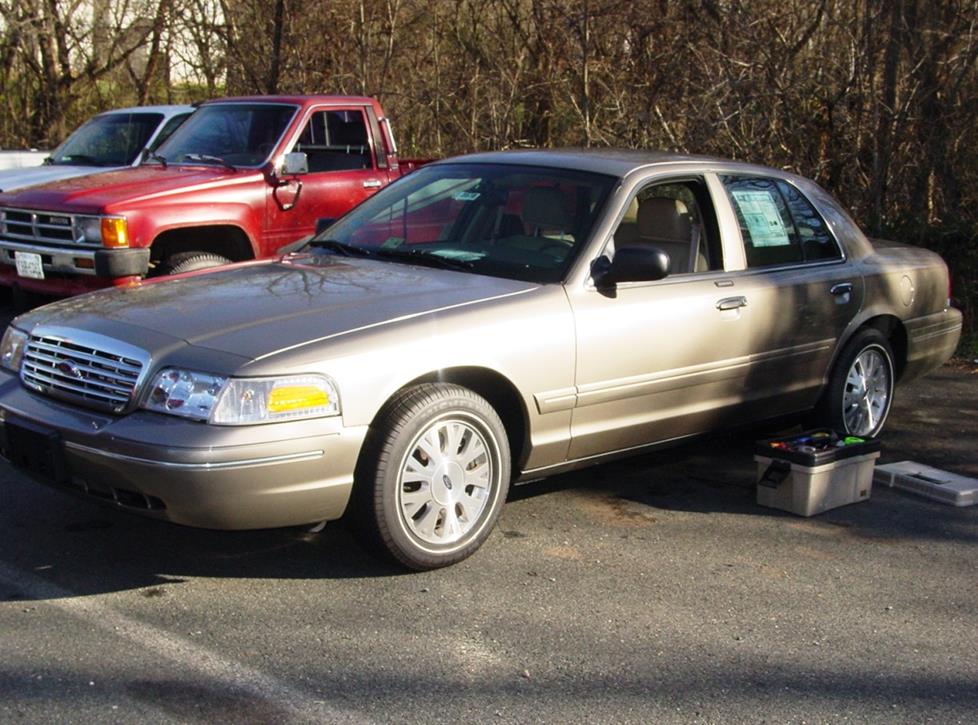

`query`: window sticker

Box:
[731,190,790,247]
[452,191,480,202]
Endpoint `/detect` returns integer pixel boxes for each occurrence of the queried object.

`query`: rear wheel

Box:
[156,251,231,276]
[354,383,510,570]
[819,328,895,437]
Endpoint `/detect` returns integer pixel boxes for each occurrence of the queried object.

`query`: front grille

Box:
[0,207,98,248]
[21,334,146,413]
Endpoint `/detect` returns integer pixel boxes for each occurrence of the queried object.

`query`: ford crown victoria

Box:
[0,150,962,568]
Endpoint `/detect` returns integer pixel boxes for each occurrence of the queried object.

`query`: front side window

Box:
[612,178,722,274]
[154,103,297,168]
[307,163,616,283]
[49,113,164,167]
[722,176,842,268]
[294,110,372,172]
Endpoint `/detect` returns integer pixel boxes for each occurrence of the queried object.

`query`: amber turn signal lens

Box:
[101,217,129,248]
[267,385,331,413]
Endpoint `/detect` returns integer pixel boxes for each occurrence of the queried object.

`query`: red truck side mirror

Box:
[282,152,308,176]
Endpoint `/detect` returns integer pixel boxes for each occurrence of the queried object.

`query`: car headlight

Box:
[0,327,28,372]
[142,368,228,421]
[77,215,129,248]
[142,369,340,425]
[212,375,340,424]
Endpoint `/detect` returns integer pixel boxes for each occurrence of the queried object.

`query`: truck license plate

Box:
[14,251,44,279]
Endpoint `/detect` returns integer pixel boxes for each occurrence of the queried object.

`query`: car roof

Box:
[101,105,195,117]
[202,95,380,106]
[430,148,783,179]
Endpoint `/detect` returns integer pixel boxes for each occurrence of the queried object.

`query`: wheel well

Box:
[389,368,530,470]
[861,315,908,381]
[150,226,254,266]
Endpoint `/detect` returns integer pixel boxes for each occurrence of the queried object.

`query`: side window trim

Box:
[364,106,387,169]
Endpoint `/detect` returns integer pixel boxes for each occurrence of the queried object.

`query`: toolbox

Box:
[754,429,881,517]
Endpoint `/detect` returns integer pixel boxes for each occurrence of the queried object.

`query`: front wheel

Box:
[354,383,511,570]
[155,251,231,276]
[819,328,895,437]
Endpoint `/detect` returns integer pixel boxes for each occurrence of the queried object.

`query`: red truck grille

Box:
[0,207,97,247]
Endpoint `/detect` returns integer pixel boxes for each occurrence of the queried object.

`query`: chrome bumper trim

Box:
[0,239,97,275]
[64,441,325,470]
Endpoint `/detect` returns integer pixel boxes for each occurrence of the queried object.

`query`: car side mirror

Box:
[282,152,308,176]
[593,247,671,286]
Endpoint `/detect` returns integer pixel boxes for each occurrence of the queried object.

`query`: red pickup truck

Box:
[0,95,427,297]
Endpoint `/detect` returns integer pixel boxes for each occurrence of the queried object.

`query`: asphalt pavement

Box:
[1,295,976,723]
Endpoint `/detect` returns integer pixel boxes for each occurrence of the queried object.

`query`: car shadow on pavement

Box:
[508,430,978,547]
[0,473,412,599]
[2,424,975,599]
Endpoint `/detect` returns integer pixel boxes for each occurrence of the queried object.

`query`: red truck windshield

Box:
[154,103,298,168]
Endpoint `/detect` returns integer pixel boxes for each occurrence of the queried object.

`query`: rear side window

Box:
[295,110,372,172]
[722,176,842,268]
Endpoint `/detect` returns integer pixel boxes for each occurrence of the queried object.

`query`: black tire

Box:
[816,328,895,438]
[354,383,511,570]
[157,251,231,276]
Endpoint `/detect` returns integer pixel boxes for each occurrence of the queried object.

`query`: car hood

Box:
[0,164,122,195]
[18,255,539,366]
[0,164,256,214]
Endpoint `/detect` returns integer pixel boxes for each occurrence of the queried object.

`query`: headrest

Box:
[523,187,571,230]
[637,197,691,242]
[621,196,639,224]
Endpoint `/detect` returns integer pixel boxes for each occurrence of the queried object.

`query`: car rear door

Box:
[715,175,863,420]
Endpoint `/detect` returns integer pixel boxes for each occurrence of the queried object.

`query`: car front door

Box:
[567,175,756,459]
[265,106,388,253]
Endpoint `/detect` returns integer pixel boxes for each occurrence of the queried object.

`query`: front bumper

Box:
[0,371,368,529]
[0,239,149,283]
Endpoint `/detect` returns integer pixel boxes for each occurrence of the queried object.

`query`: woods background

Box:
[1,0,976,346]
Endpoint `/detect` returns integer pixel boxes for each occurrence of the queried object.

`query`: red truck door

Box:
[264,106,389,253]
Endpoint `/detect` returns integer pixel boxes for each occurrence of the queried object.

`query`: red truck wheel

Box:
[157,252,231,275]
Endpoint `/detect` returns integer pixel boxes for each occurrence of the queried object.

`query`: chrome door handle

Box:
[363,179,383,188]
[716,296,747,311]
[830,283,853,296]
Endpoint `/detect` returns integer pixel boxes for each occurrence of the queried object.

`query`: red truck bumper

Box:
[0,265,143,297]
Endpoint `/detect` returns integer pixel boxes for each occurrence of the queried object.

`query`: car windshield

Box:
[48,112,164,167]
[154,103,298,168]
[308,163,617,283]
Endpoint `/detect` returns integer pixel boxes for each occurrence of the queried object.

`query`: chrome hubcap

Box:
[398,418,493,545]
[843,348,891,436]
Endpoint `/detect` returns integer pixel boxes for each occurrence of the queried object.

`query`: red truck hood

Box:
[0,165,262,214]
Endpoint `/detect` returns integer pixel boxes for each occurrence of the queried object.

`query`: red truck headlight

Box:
[77,215,129,248]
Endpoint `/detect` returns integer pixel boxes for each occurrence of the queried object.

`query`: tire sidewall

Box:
[829,331,895,437]
[371,388,511,568]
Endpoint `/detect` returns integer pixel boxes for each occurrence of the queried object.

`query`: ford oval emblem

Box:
[56,360,83,379]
